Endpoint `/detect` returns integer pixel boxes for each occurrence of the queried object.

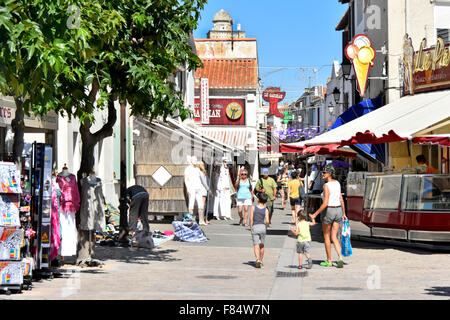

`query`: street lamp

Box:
[341,61,352,78]
[332,87,341,104]
[328,103,334,115]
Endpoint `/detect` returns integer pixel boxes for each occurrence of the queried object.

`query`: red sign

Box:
[403,36,450,95]
[0,107,12,119]
[194,98,245,125]
[263,87,285,117]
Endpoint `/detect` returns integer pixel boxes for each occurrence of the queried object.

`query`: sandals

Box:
[336,259,344,268]
[320,261,333,267]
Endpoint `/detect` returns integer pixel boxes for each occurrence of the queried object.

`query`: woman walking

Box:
[287,171,302,224]
[277,167,290,210]
[235,169,254,226]
[197,161,211,225]
[309,165,347,268]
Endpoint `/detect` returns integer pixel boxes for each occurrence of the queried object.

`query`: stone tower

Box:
[207,9,246,39]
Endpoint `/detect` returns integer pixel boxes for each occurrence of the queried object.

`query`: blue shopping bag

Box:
[341,220,353,257]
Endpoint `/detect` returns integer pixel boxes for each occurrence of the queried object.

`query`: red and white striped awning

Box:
[199,127,248,149]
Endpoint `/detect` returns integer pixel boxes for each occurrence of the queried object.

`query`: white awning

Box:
[303,90,450,146]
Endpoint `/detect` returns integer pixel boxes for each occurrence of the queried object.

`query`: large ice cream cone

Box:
[353,59,370,97]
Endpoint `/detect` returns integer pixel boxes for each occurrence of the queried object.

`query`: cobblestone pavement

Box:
[2,200,450,300]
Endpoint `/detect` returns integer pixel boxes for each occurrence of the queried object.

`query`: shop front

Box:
[0,95,58,163]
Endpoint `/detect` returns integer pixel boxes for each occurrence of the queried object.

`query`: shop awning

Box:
[198,127,248,150]
[302,90,450,147]
[412,135,450,147]
[329,97,385,163]
[302,144,357,158]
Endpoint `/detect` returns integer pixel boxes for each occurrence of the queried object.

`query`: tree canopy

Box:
[0,0,207,169]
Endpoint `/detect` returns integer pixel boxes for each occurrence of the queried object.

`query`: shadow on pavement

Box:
[91,246,181,264]
[242,261,258,268]
[266,229,289,236]
[424,286,450,297]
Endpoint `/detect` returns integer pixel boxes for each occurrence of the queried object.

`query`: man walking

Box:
[255,168,277,225]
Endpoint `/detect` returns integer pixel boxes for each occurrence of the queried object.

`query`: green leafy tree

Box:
[0,0,206,176]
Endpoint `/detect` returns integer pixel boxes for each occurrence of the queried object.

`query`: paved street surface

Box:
[2,200,450,300]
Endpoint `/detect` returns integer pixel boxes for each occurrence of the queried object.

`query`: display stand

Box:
[19,152,34,291]
[30,143,53,280]
[0,161,24,295]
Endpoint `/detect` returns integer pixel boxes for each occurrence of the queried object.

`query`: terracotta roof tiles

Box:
[195,58,258,89]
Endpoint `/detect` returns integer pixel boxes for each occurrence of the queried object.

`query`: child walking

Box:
[290,210,316,269]
[249,193,270,268]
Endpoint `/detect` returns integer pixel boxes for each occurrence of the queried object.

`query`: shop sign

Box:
[194,98,245,125]
[345,34,376,97]
[263,87,285,117]
[403,35,450,95]
[200,78,209,124]
[0,96,58,130]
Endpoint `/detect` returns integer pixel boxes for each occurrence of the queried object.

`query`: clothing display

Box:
[79,175,106,232]
[56,173,81,213]
[50,180,61,261]
[213,165,232,219]
[77,174,106,266]
[57,171,80,257]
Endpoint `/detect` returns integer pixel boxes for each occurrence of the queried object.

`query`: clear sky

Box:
[193,0,348,103]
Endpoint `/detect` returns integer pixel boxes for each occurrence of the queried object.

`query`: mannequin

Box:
[184,156,204,221]
[56,164,80,257]
[213,158,232,220]
[77,168,106,267]
[50,170,62,265]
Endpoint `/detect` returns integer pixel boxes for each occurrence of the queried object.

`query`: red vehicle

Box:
[346,173,450,243]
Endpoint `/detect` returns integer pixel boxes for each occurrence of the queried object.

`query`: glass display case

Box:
[401,175,450,212]
[364,174,450,212]
[364,175,403,210]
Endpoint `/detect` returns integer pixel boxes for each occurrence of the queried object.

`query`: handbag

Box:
[298,183,306,200]
[341,220,353,257]
[254,178,263,198]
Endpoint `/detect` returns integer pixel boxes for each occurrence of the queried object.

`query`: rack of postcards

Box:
[0,161,24,295]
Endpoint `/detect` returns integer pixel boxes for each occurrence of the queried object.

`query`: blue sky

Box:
[193,0,348,103]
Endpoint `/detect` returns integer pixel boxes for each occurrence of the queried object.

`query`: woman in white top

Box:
[309,165,347,268]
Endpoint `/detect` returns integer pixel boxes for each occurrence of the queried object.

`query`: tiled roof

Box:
[195,59,258,89]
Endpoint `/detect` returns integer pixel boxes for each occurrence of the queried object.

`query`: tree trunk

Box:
[11,97,25,171]
[77,95,117,183]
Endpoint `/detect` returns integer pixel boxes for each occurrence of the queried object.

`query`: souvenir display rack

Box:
[0,161,24,295]
[30,143,53,279]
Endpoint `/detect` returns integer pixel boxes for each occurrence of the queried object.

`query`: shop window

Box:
[437,28,450,44]
[402,175,450,212]
[364,175,402,210]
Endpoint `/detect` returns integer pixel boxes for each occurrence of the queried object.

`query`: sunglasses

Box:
[241,173,247,176]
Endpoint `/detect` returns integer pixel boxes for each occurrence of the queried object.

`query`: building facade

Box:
[194,9,261,179]
[333,0,450,172]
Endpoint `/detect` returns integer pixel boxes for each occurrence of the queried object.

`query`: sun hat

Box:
[261,168,269,174]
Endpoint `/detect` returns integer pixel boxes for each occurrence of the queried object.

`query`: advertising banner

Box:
[403,36,450,96]
[194,98,245,125]
[200,78,210,124]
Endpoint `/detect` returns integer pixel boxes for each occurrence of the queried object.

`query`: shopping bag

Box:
[341,220,352,257]
[134,230,154,249]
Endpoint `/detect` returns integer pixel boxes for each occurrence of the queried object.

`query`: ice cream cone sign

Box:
[345,34,376,97]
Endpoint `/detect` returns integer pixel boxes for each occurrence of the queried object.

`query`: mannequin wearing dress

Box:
[77,169,106,266]
[213,160,232,220]
[50,171,62,263]
[56,164,80,257]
